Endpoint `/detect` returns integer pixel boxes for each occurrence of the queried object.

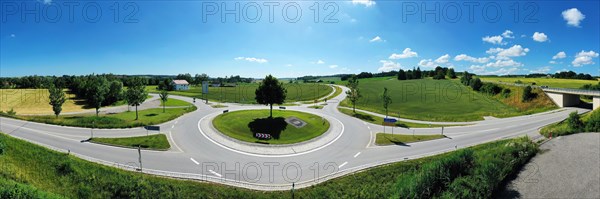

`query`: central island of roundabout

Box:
[197,108,344,157]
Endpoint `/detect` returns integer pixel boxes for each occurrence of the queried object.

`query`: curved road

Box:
[0,86,587,190]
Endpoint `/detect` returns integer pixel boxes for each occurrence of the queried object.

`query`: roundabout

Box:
[198,107,345,157]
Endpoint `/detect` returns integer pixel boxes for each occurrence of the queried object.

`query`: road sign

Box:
[202,81,209,94]
[383,118,397,123]
[144,126,160,131]
[255,133,271,139]
[279,106,286,109]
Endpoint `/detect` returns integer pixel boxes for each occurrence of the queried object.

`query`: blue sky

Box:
[1,0,599,78]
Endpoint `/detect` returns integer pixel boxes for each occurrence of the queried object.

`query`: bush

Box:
[469,78,482,91]
[6,108,16,116]
[501,88,511,98]
[521,86,535,102]
[0,140,5,155]
[567,111,584,132]
[480,83,502,95]
[585,110,600,132]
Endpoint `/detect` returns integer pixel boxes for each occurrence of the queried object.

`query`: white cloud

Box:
[285,64,293,67]
[549,61,557,64]
[234,57,268,63]
[552,51,566,59]
[485,59,523,68]
[435,54,450,63]
[10,34,15,38]
[532,32,548,42]
[351,0,376,7]
[454,54,490,63]
[378,60,401,72]
[530,66,551,74]
[501,30,514,38]
[369,36,384,42]
[389,48,418,59]
[562,8,585,27]
[572,50,599,67]
[486,45,529,59]
[484,67,519,75]
[316,60,325,64]
[469,65,486,73]
[418,59,436,68]
[329,65,339,69]
[482,35,505,45]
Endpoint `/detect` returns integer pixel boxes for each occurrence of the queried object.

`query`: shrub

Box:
[521,86,535,102]
[501,88,511,98]
[567,111,584,132]
[0,140,5,155]
[6,108,16,116]
[585,110,600,132]
[480,83,502,95]
[469,78,483,91]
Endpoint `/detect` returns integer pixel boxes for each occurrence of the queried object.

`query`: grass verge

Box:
[337,108,456,128]
[2,107,196,129]
[90,134,170,150]
[160,98,192,107]
[0,133,537,198]
[375,133,446,146]
[212,109,329,144]
[540,109,599,137]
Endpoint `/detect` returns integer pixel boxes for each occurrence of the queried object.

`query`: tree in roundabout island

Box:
[255,74,287,118]
[159,89,169,113]
[125,77,148,120]
[48,84,66,118]
[88,76,109,116]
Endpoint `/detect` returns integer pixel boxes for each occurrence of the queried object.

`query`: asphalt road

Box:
[0,86,588,190]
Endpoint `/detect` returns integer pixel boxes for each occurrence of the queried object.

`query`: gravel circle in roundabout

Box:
[197,108,344,157]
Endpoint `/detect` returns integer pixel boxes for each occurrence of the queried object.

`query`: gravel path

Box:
[499,133,600,199]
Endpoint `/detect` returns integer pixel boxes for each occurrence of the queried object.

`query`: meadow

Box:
[339,77,555,121]
[479,76,598,89]
[146,83,333,104]
[0,89,89,115]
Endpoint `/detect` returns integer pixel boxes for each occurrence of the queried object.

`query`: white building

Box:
[172,80,190,91]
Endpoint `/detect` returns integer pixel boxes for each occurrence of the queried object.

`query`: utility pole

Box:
[291,182,295,199]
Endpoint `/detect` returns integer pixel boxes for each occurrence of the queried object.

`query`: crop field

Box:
[479,76,598,89]
[0,89,89,115]
[340,77,555,122]
[147,83,332,104]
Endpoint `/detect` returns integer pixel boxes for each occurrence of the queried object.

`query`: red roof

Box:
[172,80,189,85]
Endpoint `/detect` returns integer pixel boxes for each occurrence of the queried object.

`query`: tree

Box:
[397,70,407,80]
[48,84,66,118]
[522,86,534,102]
[433,70,446,80]
[87,76,109,116]
[159,90,169,113]
[460,71,472,86]
[105,80,123,105]
[447,68,457,79]
[194,73,209,86]
[469,78,482,91]
[415,67,422,79]
[345,75,362,113]
[255,75,287,118]
[381,87,392,118]
[567,111,584,132]
[125,77,148,120]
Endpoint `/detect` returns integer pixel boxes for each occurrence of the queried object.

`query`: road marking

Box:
[367,126,371,130]
[209,170,222,177]
[168,131,184,152]
[366,130,373,148]
[338,161,348,169]
[353,152,361,158]
[190,158,199,165]
[171,125,175,128]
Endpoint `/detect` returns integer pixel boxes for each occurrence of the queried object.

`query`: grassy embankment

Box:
[337,108,455,128]
[479,76,598,89]
[212,110,329,144]
[90,134,170,150]
[540,109,600,137]
[0,133,537,198]
[339,77,556,122]
[375,133,446,146]
[146,83,332,104]
[159,98,192,107]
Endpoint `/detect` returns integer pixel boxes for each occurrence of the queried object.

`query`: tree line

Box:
[398,66,457,80]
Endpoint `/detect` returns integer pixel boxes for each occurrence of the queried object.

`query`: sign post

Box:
[202,81,209,103]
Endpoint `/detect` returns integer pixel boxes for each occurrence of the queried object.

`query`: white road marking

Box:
[367,126,371,130]
[366,130,373,148]
[190,158,199,165]
[209,170,222,177]
[353,152,361,158]
[338,161,348,169]
[168,131,184,152]
[171,125,175,128]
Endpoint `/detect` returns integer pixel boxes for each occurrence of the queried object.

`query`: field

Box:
[0,89,89,115]
[337,108,452,128]
[90,134,170,150]
[212,109,330,144]
[479,76,598,89]
[7,107,196,129]
[339,77,553,122]
[375,133,446,146]
[146,83,333,104]
[0,133,537,198]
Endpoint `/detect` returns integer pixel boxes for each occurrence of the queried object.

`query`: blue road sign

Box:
[384,118,397,123]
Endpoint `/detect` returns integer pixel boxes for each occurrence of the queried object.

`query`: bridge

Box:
[543,88,600,110]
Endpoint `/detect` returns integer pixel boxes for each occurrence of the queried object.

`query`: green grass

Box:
[337,108,456,128]
[0,132,537,198]
[325,85,343,101]
[375,133,446,146]
[210,104,228,108]
[212,109,329,144]
[480,76,599,89]
[7,107,196,129]
[307,105,324,109]
[146,83,333,104]
[539,109,599,137]
[159,98,192,107]
[90,134,170,150]
[339,77,556,122]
